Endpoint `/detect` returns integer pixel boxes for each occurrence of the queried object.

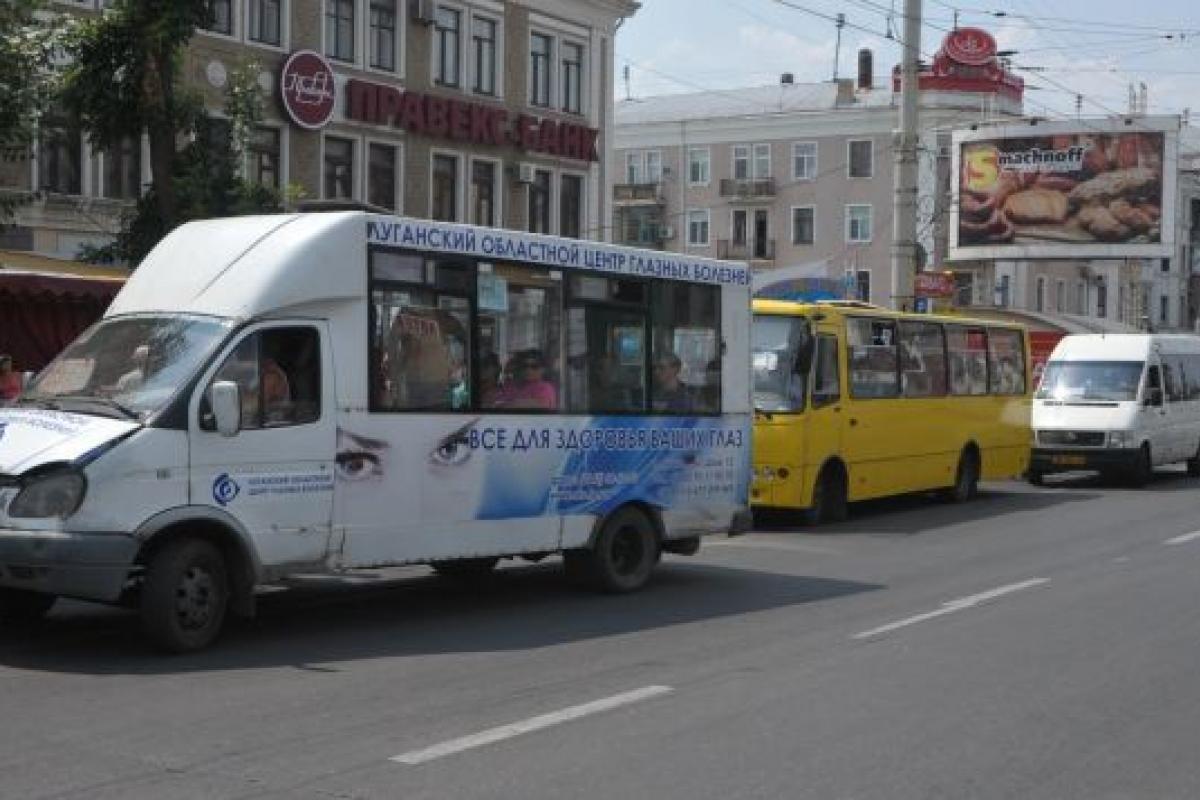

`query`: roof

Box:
[616,83,897,126]
[1052,333,1200,360]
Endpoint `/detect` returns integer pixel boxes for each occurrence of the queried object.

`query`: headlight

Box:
[1108,431,1131,448]
[7,471,87,519]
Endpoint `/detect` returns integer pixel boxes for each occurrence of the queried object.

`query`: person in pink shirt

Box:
[0,355,21,403]
[492,349,557,410]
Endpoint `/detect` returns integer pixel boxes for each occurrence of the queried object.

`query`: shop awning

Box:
[0,250,127,301]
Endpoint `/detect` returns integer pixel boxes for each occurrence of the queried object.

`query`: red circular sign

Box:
[943,28,997,67]
[280,50,337,130]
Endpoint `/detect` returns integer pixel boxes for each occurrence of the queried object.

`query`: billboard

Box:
[950,117,1178,261]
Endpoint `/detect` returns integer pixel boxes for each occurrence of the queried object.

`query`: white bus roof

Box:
[108,212,751,322]
[1050,333,1200,361]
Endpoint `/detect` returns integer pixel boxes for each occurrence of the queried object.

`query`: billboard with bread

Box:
[950,117,1177,260]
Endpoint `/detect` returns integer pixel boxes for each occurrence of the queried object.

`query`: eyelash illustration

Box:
[336,428,389,482]
[429,418,479,468]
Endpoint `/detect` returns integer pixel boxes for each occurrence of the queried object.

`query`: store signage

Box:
[914,272,957,298]
[943,27,997,67]
[346,79,600,162]
[280,50,337,130]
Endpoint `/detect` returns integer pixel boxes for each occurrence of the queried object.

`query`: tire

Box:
[1128,444,1153,488]
[0,587,56,626]
[140,538,230,654]
[1187,446,1200,477]
[431,557,500,579]
[569,507,660,593]
[801,466,848,526]
[944,449,980,503]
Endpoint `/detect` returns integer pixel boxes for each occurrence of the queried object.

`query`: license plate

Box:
[1051,455,1087,466]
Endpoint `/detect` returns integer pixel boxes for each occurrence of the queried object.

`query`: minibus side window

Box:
[1164,357,1186,402]
[811,335,840,407]
[564,275,648,414]
[651,282,721,415]
[947,326,988,396]
[202,327,321,430]
[899,321,947,398]
[848,317,898,399]
[987,328,1026,396]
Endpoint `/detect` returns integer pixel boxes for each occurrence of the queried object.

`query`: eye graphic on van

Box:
[336,428,388,482]
[429,419,479,468]
[212,473,240,506]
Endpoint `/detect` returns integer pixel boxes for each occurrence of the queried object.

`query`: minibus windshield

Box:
[22,315,234,419]
[752,315,810,412]
[1035,360,1144,402]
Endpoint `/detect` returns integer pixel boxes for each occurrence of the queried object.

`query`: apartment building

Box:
[0,0,639,259]
[612,29,1025,306]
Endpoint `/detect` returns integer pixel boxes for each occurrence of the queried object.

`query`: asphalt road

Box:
[4,468,1200,799]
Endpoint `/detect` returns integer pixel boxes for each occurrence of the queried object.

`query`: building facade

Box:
[0,0,638,259]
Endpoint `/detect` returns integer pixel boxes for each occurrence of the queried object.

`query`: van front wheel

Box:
[140,538,230,653]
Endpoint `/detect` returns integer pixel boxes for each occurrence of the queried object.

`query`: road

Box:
[3,469,1200,799]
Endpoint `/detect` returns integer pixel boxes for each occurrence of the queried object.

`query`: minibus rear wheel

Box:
[1187,445,1200,477]
[568,507,660,593]
[944,448,980,503]
[140,538,230,654]
[0,588,56,625]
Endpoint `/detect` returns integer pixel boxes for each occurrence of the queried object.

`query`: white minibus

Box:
[0,213,752,651]
[1031,333,1200,484]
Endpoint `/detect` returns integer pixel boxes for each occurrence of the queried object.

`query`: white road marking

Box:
[853,579,1050,640]
[1164,530,1200,546]
[390,685,674,765]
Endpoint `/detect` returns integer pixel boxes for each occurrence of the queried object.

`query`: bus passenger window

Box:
[987,328,1026,396]
[899,322,947,398]
[848,318,898,398]
[812,336,840,406]
[652,282,720,414]
[476,264,561,412]
[948,326,988,396]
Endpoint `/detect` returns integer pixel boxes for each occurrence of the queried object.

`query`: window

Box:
[1162,258,1171,273]
[1161,294,1169,325]
[432,153,459,221]
[370,254,473,411]
[369,0,397,70]
[325,0,354,61]
[752,315,809,412]
[323,136,354,200]
[998,274,1011,307]
[561,41,583,113]
[1036,276,1046,313]
[652,282,721,413]
[987,328,1026,395]
[38,115,82,196]
[471,15,497,95]
[625,151,642,184]
[528,168,552,234]
[530,32,552,107]
[791,207,814,246]
[102,136,141,200]
[1076,281,1086,315]
[248,0,281,46]
[733,145,750,180]
[732,210,747,246]
[812,335,840,407]
[565,275,648,414]
[560,174,583,239]
[367,142,397,211]
[753,143,770,179]
[1097,282,1107,318]
[855,269,871,303]
[247,126,281,190]
[206,0,233,34]
[434,6,462,86]
[848,318,899,398]
[477,264,562,411]
[899,321,947,397]
[848,139,873,178]
[1055,280,1065,313]
[688,148,710,185]
[645,151,662,183]
[793,142,816,180]
[205,327,321,430]
[687,209,710,246]
[470,159,497,227]
[947,326,988,396]
[847,205,872,243]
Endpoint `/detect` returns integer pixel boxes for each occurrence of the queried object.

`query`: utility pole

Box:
[890,0,922,311]
[833,14,846,81]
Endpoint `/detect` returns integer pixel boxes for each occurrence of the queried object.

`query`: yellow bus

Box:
[751,300,1031,523]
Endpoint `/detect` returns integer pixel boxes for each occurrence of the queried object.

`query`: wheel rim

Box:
[609,525,646,577]
[175,565,217,631]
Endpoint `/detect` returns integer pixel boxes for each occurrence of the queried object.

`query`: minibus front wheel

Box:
[140,538,230,653]
[801,462,848,526]
[943,446,980,503]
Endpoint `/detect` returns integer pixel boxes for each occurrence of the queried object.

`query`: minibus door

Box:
[1142,361,1170,463]
[805,331,844,497]
[189,322,336,567]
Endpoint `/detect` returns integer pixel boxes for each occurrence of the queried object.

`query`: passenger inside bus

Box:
[652,351,693,412]
[490,348,558,410]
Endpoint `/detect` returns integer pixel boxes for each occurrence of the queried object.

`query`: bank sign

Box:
[279,50,600,162]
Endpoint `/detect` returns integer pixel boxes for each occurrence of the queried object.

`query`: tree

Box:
[62,0,282,264]
[0,0,63,223]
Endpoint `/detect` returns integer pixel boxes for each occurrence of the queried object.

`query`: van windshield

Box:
[22,315,234,419]
[752,315,810,412]
[1036,360,1144,402]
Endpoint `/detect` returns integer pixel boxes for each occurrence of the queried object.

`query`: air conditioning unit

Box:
[516,162,537,184]
[411,0,437,25]
[659,225,675,240]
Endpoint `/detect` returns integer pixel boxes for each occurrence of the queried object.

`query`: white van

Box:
[0,213,752,651]
[1030,333,1200,484]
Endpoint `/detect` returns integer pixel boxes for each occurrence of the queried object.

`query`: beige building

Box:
[0,0,638,259]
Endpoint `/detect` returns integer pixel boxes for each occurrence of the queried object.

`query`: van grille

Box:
[1038,430,1106,447]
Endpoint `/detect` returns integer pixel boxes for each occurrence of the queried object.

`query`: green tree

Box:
[63,0,282,265]
[0,0,64,222]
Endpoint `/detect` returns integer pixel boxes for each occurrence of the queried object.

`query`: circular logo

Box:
[944,28,997,67]
[280,50,337,130]
[212,473,241,507]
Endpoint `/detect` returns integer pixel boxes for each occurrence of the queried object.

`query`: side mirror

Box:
[211,380,242,437]
[1144,387,1164,407]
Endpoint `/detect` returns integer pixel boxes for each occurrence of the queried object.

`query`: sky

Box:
[615,0,1200,122]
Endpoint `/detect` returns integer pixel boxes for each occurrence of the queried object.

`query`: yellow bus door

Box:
[803,331,844,506]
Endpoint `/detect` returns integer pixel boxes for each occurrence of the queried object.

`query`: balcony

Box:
[613,183,665,205]
[717,239,775,262]
[719,177,776,200]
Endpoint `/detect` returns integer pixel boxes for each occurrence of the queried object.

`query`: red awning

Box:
[0,270,124,302]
